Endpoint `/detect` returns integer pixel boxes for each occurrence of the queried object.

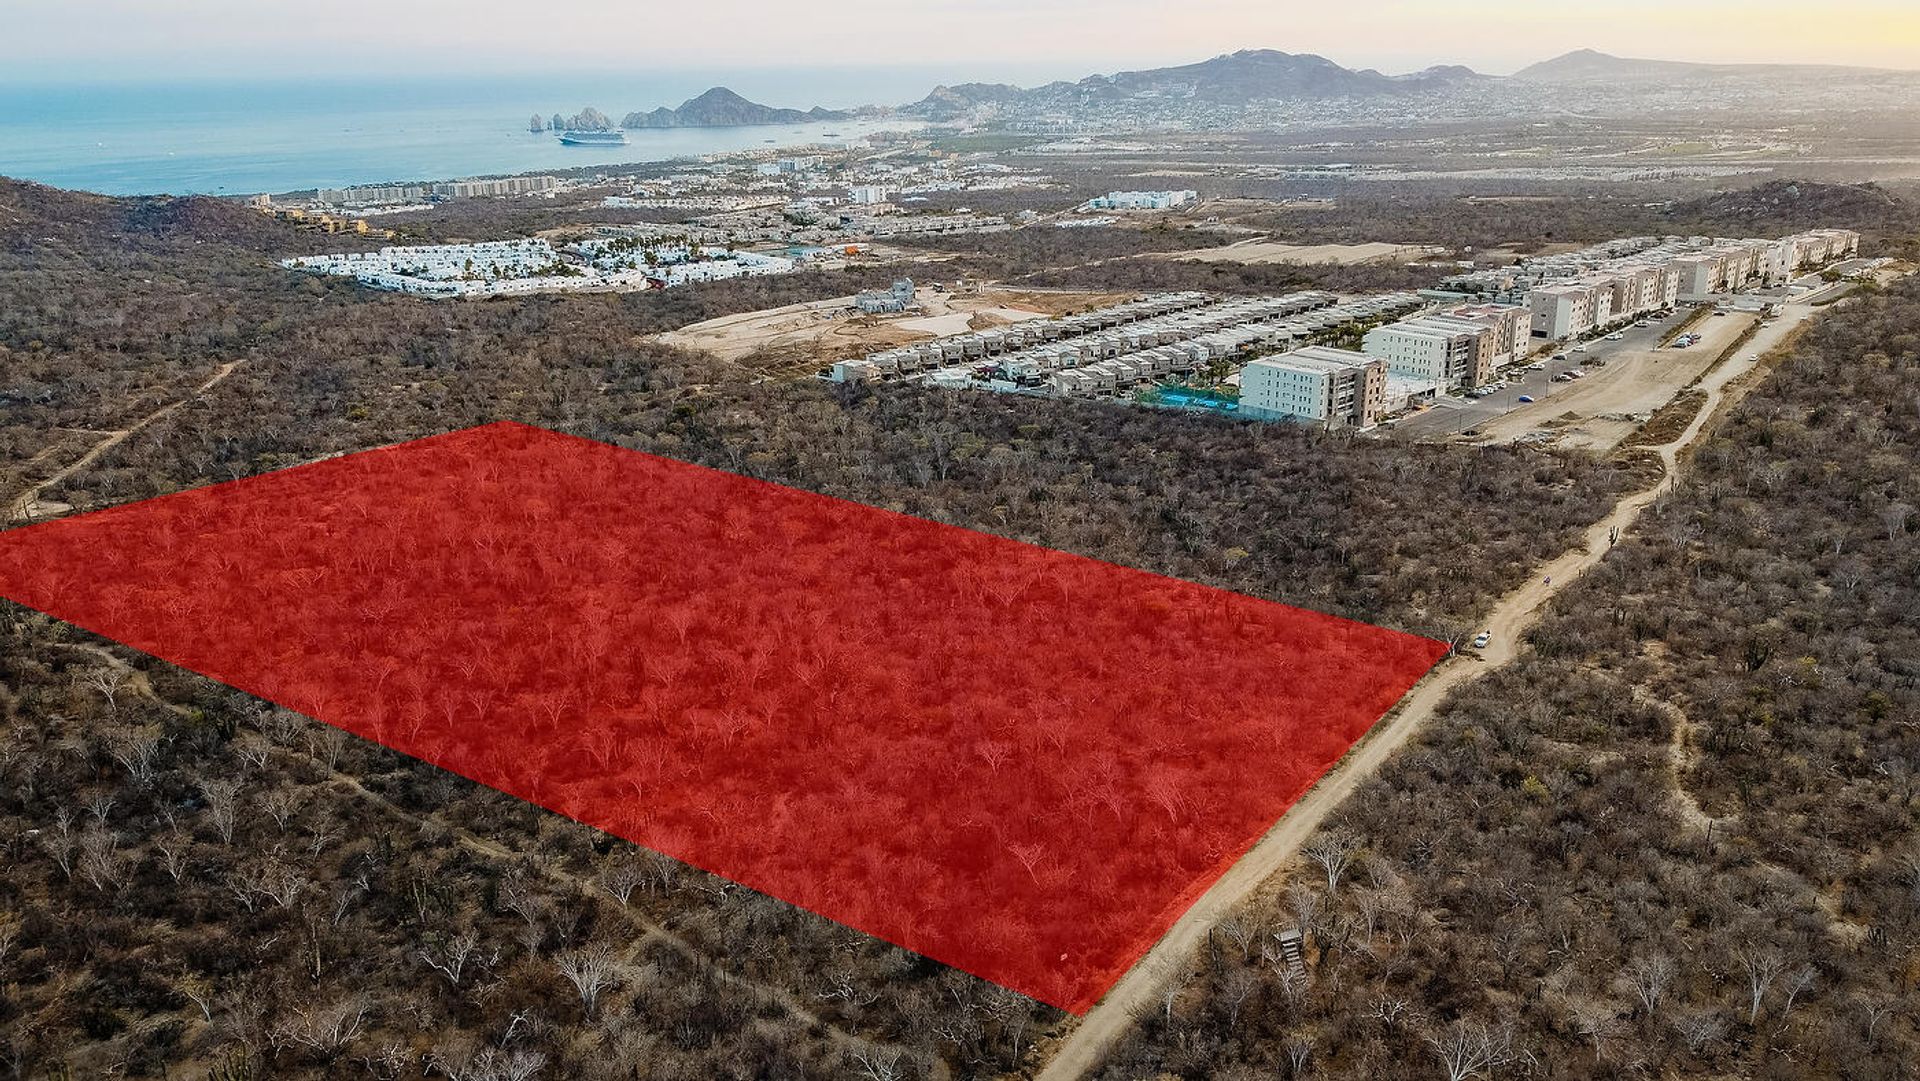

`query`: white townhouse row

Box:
[873,293,1349,388]
[997,294,1423,401]
[829,292,1220,384]
[832,290,1429,396]
[944,291,1428,401]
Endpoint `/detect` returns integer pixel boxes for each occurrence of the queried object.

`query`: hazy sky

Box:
[9,0,1920,84]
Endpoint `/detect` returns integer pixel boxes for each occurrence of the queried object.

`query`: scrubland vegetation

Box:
[2,173,1914,1079]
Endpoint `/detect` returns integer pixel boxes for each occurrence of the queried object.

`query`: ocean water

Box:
[0,70,950,197]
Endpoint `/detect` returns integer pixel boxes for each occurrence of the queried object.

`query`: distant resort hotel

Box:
[280,238,795,298]
[313,175,560,206]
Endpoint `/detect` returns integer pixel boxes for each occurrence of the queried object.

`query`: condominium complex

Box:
[1238,346,1386,429]
[1440,229,1861,342]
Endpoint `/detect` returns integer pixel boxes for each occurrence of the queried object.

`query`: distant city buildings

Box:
[1083,190,1198,211]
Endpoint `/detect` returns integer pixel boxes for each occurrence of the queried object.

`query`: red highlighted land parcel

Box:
[0,422,1445,1012]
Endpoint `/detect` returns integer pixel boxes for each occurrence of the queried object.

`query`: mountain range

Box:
[1513,47,1906,83]
[555,47,1915,131]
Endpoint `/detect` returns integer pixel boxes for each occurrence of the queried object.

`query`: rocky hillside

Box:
[621,87,849,129]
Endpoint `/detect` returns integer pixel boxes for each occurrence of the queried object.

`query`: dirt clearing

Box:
[1161,238,1444,266]
[655,287,1130,369]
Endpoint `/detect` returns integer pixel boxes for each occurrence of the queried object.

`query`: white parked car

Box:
[1605,332,1625,341]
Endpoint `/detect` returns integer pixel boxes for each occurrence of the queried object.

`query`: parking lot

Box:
[1392,307,1711,449]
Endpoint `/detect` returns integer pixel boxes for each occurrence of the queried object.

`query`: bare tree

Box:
[273,994,372,1059]
[1670,1010,1725,1053]
[554,942,618,1019]
[262,788,299,831]
[1366,993,1411,1031]
[1304,831,1363,894]
[597,856,646,906]
[1774,965,1817,1030]
[41,808,77,879]
[1284,1028,1317,1077]
[426,1042,546,1081]
[233,734,271,770]
[106,726,165,786]
[1572,1003,1627,1063]
[76,825,127,892]
[154,830,192,882]
[1855,993,1900,1048]
[260,862,307,909]
[0,910,20,968]
[1426,1021,1515,1081]
[848,1046,905,1081]
[1734,945,1788,1026]
[201,778,242,844]
[1883,501,1913,543]
[1217,966,1258,1032]
[80,666,129,712]
[418,930,485,987]
[307,725,350,772]
[175,974,216,1023]
[1624,952,1676,1018]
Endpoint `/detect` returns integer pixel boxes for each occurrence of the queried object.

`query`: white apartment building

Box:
[1446,303,1529,368]
[1772,229,1861,277]
[1362,321,1483,389]
[1239,346,1386,429]
[848,185,890,205]
[1530,281,1613,340]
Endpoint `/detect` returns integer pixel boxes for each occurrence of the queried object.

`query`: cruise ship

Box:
[558,129,628,146]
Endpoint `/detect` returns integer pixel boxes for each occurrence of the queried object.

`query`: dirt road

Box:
[1034,290,1821,1081]
[6,360,243,523]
